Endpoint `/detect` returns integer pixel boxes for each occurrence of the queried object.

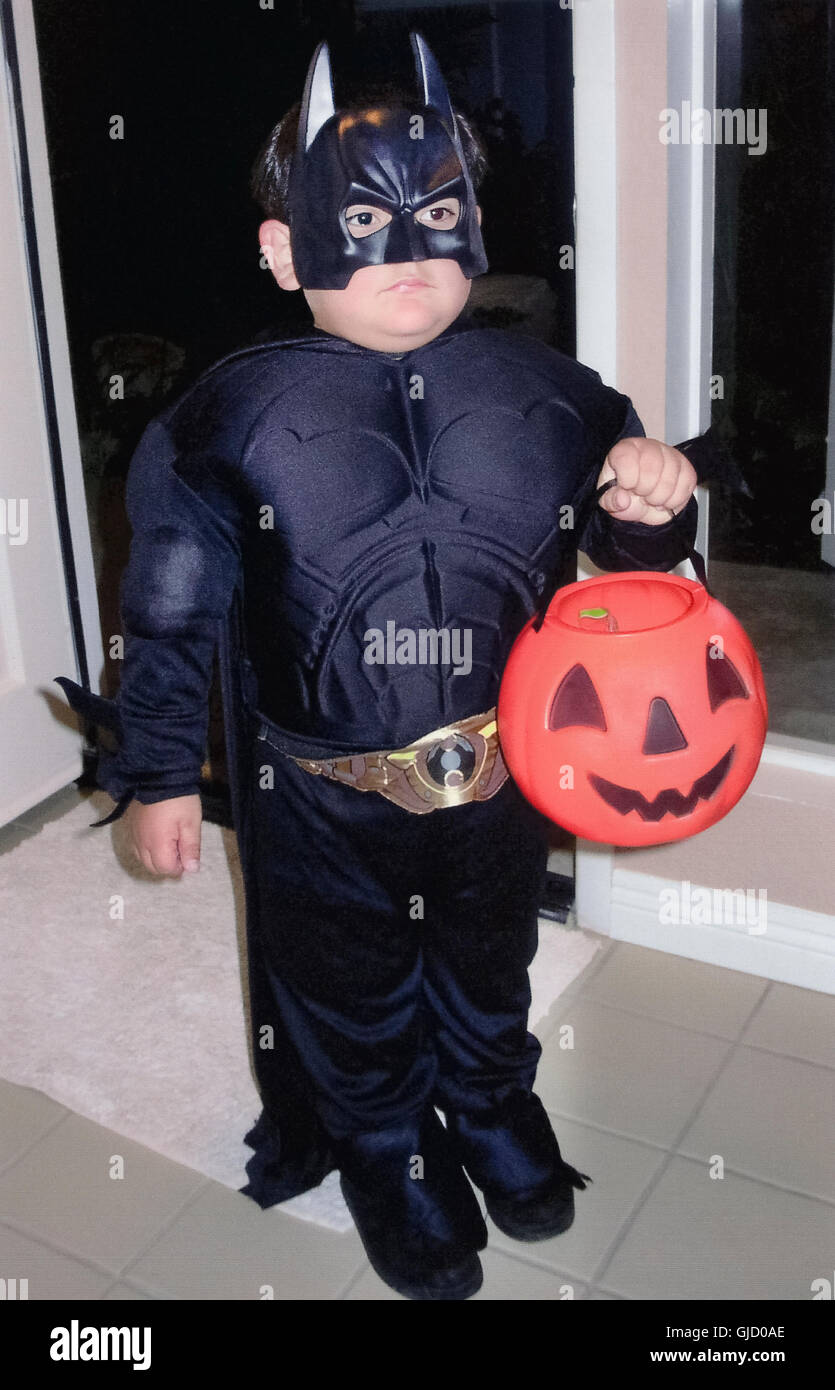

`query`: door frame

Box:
[3,0,104,693]
[572,0,716,935]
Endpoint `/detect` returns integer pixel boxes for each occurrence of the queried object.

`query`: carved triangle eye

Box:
[706,646,749,712]
[642,697,688,754]
[549,664,607,732]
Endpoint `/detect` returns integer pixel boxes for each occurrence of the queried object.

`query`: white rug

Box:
[0,792,601,1232]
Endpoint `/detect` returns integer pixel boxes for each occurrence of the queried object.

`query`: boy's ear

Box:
[476,205,482,227]
[259,219,301,292]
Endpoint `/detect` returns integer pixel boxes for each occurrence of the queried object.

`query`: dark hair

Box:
[250,81,488,222]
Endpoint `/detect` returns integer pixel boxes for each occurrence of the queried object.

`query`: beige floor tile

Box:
[343,1245,587,1300]
[535,999,731,1146]
[0,1222,111,1299]
[677,1046,835,1201]
[102,1281,158,1300]
[485,1117,668,1283]
[473,1247,586,1300]
[340,1265,405,1300]
[0,1113,206,1270]
[581,942,767,1038]
[0,1080,68,1170]
[532,1013,554,1044]
[741,983,835,1069]
[598,1155,835,1300]
[556,933,617,999]
[126,1183,368,1300]
[532,935,615,1044]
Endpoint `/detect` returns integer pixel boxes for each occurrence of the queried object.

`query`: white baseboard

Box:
[608,868,835,995]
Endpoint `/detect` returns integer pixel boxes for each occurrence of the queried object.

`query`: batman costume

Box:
[55,32,710,1297]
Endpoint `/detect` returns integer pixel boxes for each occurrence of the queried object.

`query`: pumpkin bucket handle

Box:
[532,475,712,633]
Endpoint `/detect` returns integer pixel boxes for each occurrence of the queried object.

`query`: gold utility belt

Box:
[289,708,508,814]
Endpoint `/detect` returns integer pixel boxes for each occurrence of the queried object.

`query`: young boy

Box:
[57,32,697,1300]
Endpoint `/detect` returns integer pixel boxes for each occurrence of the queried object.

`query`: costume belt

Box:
[284,708,508,814]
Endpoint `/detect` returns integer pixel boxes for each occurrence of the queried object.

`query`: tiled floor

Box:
[1,786,833,1301]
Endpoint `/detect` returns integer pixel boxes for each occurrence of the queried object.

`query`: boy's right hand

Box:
[126,794,203,877]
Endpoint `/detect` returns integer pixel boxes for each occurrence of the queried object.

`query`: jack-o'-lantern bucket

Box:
[497,570,768,846]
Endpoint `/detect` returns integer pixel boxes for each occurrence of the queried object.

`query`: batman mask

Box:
[285,31,489,290]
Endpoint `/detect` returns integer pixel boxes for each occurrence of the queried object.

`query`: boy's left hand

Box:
[597,437,698,525]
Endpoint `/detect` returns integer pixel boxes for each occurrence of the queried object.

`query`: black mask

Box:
[286,31,488,290]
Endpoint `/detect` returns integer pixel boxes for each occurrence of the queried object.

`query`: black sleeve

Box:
[55,412,243,817]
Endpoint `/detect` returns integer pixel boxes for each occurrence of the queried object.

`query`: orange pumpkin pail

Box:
[497,568,768,847]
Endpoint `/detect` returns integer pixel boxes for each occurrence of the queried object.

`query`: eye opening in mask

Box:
[344,197,461,239]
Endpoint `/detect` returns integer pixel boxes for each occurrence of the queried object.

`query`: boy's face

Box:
[259,201,482,353]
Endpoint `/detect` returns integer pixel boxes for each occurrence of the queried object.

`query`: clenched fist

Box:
[598,437,697,526]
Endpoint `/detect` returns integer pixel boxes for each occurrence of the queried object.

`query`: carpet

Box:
[0,791,601,1232]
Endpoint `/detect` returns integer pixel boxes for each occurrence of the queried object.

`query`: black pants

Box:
[248,731,552,1142]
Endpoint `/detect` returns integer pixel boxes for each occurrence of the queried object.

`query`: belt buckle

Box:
[393,725,490,810]
[282,710,506,813]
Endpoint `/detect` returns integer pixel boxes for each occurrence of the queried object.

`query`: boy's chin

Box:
[380,298,442,328]
[372,306,460,346]
[378,293,467,332]
[311,301,463,352]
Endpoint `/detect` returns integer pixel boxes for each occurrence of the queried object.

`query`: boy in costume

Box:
[56,33,699,1300]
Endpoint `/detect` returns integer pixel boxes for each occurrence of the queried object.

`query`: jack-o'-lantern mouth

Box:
[588,747,735,822]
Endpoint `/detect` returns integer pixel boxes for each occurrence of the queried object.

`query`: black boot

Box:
[335,1107,488,1300]
[446,1091,593,1242]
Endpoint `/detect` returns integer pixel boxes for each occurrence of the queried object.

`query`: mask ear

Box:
[411,30,457,141]
[411,29,473,179]
[410,29,487,278]
[298,39,336,155]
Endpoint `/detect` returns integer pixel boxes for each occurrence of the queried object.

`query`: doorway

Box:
[709,0,835,745]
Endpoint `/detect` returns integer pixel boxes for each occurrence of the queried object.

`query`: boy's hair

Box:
[251,80,488,223]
